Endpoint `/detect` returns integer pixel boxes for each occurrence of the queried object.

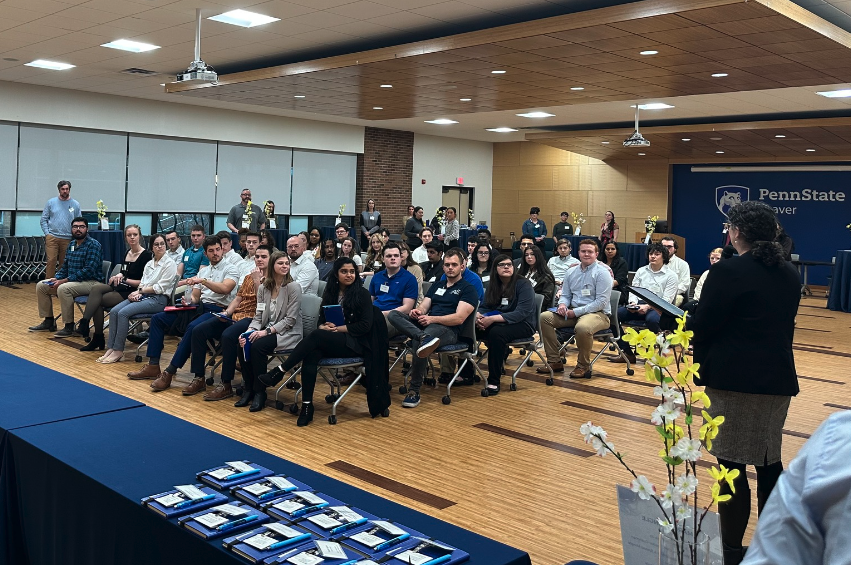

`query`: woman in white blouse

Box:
[97,233,177,364]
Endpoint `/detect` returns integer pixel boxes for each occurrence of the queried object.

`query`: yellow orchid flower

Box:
[653,354,675,368]
[669,328,694,347]
[676,315,687,332]
[622,327,641,346]
[711,482,731,504]
[637,345,655,360]
[676,360,700,385]
[691,390,711,408]
[699,410,725,451]
[645,362,660,382]
[708,464,739,494]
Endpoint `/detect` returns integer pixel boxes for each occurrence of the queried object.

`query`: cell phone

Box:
[626,304,639,310]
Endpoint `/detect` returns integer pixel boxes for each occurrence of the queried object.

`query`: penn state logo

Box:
[715,185,749,217]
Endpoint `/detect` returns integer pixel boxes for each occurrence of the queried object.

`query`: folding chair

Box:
[273,293,321,409]
[477,293,547,396]
[6,237,23,283]
[0,237,11,284]
[316,279,327,297]
[552,289,634,381]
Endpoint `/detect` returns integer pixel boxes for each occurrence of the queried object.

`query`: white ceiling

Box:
[3,0,851,142]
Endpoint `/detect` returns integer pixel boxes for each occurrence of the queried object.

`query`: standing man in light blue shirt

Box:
[41,180,81,279]
[538,239,612,378]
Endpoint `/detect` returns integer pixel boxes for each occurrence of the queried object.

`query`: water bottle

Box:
[184,287,193,305]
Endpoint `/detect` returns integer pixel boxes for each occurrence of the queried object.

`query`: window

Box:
[81,211,123,231]
[0,211,11,237]
[155,213,212,236]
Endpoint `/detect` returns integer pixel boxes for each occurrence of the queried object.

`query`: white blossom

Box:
[676,504,693,522]
[631,475,656,500]
[659,484,683,509]
[651,401,682,426]
[657,517,674,534]
[580,422,606,443]
[676,474,699,496]
[670,438,702,462]
[590,436,615,457]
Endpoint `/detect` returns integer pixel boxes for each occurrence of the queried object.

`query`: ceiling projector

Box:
[175,9,217,85]
[623,131,650,147]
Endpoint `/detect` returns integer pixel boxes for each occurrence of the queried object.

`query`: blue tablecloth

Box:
[1,406,531,565]
[89,230,125,272]
[618,242,647,272]
[828,250,851,312]
[458,228,478,250]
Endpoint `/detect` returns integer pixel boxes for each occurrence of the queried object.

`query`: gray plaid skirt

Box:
[703,387,791,466]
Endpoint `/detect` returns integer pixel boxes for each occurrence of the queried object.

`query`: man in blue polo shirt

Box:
[388,248,478,408]
[369,242,417,338]
[175,225,209,293]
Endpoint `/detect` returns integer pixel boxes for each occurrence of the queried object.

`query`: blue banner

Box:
[671,164,850,285]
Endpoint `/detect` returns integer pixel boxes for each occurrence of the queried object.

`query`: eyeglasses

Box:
[496,262,513,269]
[477,251,490,256]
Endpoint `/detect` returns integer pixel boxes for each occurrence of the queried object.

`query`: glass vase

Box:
[659,529,709,565]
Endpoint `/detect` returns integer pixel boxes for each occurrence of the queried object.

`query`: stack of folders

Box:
[141,484,228,518]
[223,522,315,563]
[197,461,275,490]
[261,491,345,522]
[179,501,270,539]
[260,539,360,564]
[231,475,313,507]
[336,520,425,560]
[299,505,378,538]
[382,537,470,565]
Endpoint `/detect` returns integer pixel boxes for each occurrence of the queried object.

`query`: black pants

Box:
[238,332,278,390]
[218,318,251,383]
[716,457,784,549]
[276,330,359,403]
[479,322,531,386]
[188,315,232,377]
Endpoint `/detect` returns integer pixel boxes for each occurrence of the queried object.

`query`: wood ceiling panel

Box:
[172,0,851,121]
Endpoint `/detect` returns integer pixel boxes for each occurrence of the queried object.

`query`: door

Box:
[441,186,474,226]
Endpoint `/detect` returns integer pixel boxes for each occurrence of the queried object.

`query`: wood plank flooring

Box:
[2,283,848,565]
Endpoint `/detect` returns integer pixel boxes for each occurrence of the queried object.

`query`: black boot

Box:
[722,543,745,565]
[76,318,90,339]
[234,388,254,408]
[257,366,285,387]
[80,333,105,351]
[296,402,314,427]
[249,391,267,412]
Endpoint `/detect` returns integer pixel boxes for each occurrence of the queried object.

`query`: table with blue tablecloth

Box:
[1,405,531,565]
[828,250,851,312]
[89,230,125,271]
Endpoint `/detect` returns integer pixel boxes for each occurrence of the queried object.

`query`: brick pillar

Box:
[356,127,414,237]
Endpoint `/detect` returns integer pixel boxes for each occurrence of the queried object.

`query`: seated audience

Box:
[79,224,153,348]
[476,254,536,395]
[614,242,678,364]
[661,236,690,306]
[126,236,238,393]
[552,211,573,242]
[95,233,176,363]
[258,229,276,251]
[514,234,536,267]
[176,225,209,287]
[368,242,417,338]
[411,227,434,263]
[164,230,184,264]
[339,236,363,272]
[30,217,104,335]
[236,231,260,280]
[362,233,385,274]
[399,242,424,304]
[286,235,320,295]
[405,206,426,250]
[518,245,556,310]
[521,207,547,249]
[335,223,358,252]
[235,251,303,411]
[436,248,485,383]
[547,239,580,283]
[378,227,391,244]
[601,241,629,298]
[420,242,445,283]
[469,242,494,280]
[538,240,613,378]
[315,238,338,281]
[237,228,249,258]
[307,226,322,258]
[476,229,492,246]
[258,258,390,426]
[388,249,477,409]
[194,245,272,402]
[466,238,478,266]
[216,230,242,267]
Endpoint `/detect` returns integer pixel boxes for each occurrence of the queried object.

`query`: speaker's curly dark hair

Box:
[727,201,785,267]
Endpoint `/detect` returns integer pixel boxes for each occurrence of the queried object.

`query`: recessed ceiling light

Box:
[101,39,160,53]
[817,89,851,98]
[159,83,165,86]
[424,119,458,125]
[710,137,722,141]
[711,73,728,78]
[638,153,646,155]
[459,98,471,101]
[715,151,725,154]
[806,148,816,152]
[294,95,305,98]
[601,141,610,144]
[208,9,280,28]
[775,135,786,138]
[570,87,584,91]
[640,50,659,55]
[486,127,518,133]
[380,84,392,88]
[373,106,383,110]
[491,70,506,74]
[681,138,691,141]
[516,111,555,118]
[631,103,674,110]
[25,59,74,70]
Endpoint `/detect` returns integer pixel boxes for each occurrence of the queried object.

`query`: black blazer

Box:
[607,257,629,293]
[692,252,800,396]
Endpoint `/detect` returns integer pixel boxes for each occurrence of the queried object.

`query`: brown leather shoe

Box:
[150,371,173,392]
[537,363,563,373]
[609,352,637,364]
[128,364,161,380]
[569,366,592,379]
[182,376,206,396]
[203,383,233,401]
[337,371,357,386]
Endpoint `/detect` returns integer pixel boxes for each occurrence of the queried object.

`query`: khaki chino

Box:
[540,310,610,369]
[37,279,99,323]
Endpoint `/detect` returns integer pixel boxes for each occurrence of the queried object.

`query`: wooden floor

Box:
[2,282,848,565]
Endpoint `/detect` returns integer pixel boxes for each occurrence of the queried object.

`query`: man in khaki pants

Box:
[40,180,81,279]
[29,217,103,336]
[537,239,613,379]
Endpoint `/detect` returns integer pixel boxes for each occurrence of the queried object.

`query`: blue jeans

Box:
[146,303,222,364]
[106,295,168,351]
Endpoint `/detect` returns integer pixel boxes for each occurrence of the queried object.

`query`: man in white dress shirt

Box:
[661,237,690,306]
[286,236,319,295]
[164,230,185,264]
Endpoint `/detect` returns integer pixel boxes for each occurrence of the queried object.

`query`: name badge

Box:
[434,287,446,296]
[257,303,266,312]
[184,256,189,262]
[501,297,509,306]
[529,277,536,286]
[337,243,342,248]
[242,221,249,229]
[429,276,436,282]
[379,283,390,293]
[242,214,248,220]
[374,261,381,267]
[581,288,591,296]
[533,223,539,228]
[369,215,374,221]
[268,219,276,228]
[482,275,490,282]
[69,244,75,252]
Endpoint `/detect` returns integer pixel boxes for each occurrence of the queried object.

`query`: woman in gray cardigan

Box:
[359,198,381,250]
[237,251,303,411]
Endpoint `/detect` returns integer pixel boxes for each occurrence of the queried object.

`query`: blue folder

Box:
[260,491,346,522]
[322,304,345,326]
[196,461,275,490]
[383,537,471,565]
[231,475,313,508]
[261,539,362,564]
[141,484,228,518]
[223,522,316,563]
[179,501,270,540]
[298,505,378,538]
[338,520,425,559]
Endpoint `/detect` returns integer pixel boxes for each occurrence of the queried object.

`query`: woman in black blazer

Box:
[691,201,800,565]
[601,242,628,303]
[258,257,390,426]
